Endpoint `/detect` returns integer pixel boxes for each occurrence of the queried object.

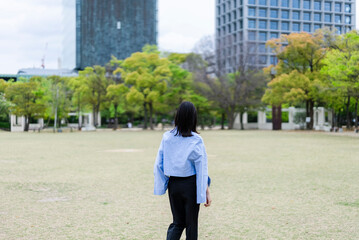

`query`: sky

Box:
[0,0,215,74]
[0,0,357,74]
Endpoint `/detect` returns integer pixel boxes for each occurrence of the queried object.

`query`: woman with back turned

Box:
[154,101,212,240]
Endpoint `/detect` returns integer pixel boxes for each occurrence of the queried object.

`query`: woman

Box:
[154,101,212,240]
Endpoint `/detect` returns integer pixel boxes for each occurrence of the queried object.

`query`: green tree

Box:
[321,31,359,129]
[5,78,46,131]
[106,83,128,130]
[118,46,171,130]
[78,66,113,127]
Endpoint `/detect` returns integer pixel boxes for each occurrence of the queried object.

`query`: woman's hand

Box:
[204,187,212,207]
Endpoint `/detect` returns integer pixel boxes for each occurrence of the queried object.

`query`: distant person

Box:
[127,122,132,128]
[154,101,211,240]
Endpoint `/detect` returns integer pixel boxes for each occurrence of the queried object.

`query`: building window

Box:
[345,4,351,13]
[314,1,321,10]
[345,16,351,24]
[303,0,310,9]
[292,0,300,9]
[248,31,256,40]
[233,10,237,19]
[281,0,289,7]
[281,21,289,30]
[292,22,300,31]
[248,7,256,16]
[228,24,232,33]
[324,14,332,22]
[281,10,289,19]
[314,24,321,30]
[248,0,256,4]
[259,43,266,52]
[270,21,279,30]
[228,13,232,22]
[223,3,226,13]
[259,0,267,6]
[335,3,341,12]
[303,12,311,21]
[259,8,267,17]
[217,18,221,26]
[303,23,311,32]
[217,28,221,36]
[270,0,278,6]
[233,0,237,8]
[335,15,341,23]
[270,32,279,39]
[270,56,278,65]
[259,55,267,64]
[249,19,256,28]
[259,20,267,29]
[259,31,267,41]
[223,15,226,24]
[240,20,243,29]
[292,11,300,20]
[324,2,331,11]
[233,22,237,31]
[346,26,352,32]
[314,13,321,21]
[336,25,342,34]
[270,9,278,18]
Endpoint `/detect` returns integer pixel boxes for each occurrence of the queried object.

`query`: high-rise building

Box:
[215,0,356,73]
[62,0,158,70]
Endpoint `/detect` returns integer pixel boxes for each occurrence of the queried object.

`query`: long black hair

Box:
[173,101,198,137]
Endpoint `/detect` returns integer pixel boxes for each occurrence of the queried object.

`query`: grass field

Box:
[0,130,358,240]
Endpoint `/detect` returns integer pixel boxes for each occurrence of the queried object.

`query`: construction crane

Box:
[41,43,48,69]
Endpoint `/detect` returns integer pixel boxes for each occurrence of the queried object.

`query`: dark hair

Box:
[173,101,198,137]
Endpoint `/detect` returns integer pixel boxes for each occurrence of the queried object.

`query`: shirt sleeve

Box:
[191,139,209,204]
[153,137,169,195]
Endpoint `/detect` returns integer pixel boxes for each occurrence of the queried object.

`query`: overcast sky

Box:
[0,0,357,74]
[0,0,215,74]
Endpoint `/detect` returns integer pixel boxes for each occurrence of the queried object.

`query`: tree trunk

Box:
[24,115,29,132]
[346,95,351,129]
[227,110,235,130]
[355,97,358,129]
[149,102,154,130]
[240,112,244,130]
[272,105,282,130]
[114,103,118,130]
[78,94,81,130]
[92,105,96,127]
[143,102,148,129]
[331,109,336,129]
[305,100,310,130]
[309,100,314,130]
[221,113,225,130]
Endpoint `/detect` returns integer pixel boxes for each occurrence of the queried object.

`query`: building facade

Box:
[75,0,158,70]
[62,0,76,69]
[215,0,356,73]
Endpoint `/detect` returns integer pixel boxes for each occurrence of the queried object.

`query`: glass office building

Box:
[63,0,157,70]
[215,0,356,72]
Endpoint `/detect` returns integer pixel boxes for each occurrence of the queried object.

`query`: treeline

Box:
[1,29,359,132]
[0,45,266,131]
[262,29,359,130]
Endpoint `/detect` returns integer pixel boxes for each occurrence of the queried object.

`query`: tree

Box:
[5,78,46,131]
[266,31,327,129]
[118,45,171,130]
[78,66,113,127]
[106,83,128,130]
[41,76,72,129]
[0,79,11,119]
[321,31,359,129]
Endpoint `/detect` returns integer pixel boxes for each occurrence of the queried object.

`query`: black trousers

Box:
[167,175,200,240]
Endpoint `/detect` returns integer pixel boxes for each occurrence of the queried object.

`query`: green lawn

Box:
[0,130,358,240]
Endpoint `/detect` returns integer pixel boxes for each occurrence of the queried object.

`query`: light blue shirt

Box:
[153,129,209,204]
